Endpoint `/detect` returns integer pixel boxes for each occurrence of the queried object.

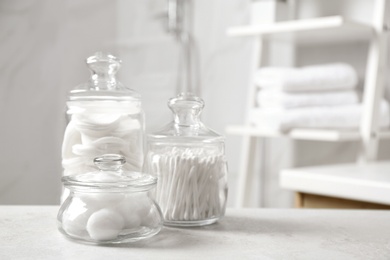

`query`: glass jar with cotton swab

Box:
[61,52,145,202]
[144,93,228,227]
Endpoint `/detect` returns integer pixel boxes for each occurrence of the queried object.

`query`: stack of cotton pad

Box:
[62,103,143,176]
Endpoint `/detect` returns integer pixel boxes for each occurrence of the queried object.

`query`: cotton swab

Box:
[148,148,227,222]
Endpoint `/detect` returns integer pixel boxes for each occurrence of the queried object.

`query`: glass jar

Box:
[62,52,144,178]
[58,154,163,244]
[144,93,228,227]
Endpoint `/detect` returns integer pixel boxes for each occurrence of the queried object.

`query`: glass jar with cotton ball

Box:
[61,52,145,184]
[57,154,163,244]
[144,93,228,227]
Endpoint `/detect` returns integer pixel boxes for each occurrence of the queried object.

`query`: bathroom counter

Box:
[1,206,390,259]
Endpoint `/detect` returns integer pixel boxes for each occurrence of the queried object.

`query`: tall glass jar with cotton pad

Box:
[144,93,228,227]
[62,52,145,184]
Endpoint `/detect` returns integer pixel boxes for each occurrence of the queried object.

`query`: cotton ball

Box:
[86,208,124,241]
[61,198,94,238]
[78,192,125,210]
[115,200,141,229]
[62,209,93,238]
[114,193,153,229]
[74,173,125,209]
[115,194,150,229]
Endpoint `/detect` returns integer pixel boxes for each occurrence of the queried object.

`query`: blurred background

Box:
[1,0,389,208]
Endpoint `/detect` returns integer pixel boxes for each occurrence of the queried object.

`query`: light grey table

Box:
[1,206,390,260]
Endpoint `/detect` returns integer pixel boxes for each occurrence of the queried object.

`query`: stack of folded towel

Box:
[250,63,390,132]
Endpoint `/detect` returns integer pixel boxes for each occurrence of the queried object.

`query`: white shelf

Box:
[280,161,390,205]
[227,16,373,45]
[226,125,359,141]
[226,125,390,142]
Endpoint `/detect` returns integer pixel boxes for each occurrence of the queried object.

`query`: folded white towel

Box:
[249,101,390,132]
[255,63,358,92]
[257,89,360,109]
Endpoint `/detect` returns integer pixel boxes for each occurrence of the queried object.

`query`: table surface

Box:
[1,206,390,260]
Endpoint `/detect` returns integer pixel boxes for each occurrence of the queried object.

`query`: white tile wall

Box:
[0,0,117,204]
[2,0,388,207]
[0,0,252,205]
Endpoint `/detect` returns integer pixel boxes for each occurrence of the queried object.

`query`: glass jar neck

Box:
[90,71,117,89]
[173,108,201,127]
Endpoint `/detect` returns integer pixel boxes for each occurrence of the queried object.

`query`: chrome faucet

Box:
[161,0,200,95]
[167,0,182,36]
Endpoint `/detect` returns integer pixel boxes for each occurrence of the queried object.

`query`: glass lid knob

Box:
[168,93,204,127]
[94,154,126,171]
[86,52,122,89]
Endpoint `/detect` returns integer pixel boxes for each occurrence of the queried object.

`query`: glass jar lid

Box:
[62,154,156,192]
[148,93,223,143]
[68,52,141,102]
